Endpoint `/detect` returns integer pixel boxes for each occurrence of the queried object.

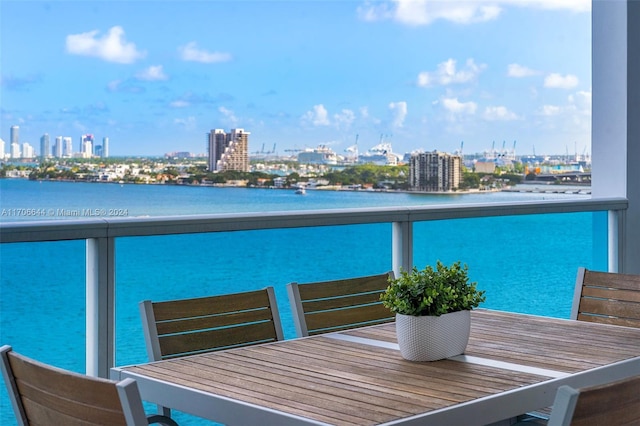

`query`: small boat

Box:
[295,186,306,195]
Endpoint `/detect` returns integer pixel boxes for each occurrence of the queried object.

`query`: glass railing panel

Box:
[413,211,609,319]
[114,223,391,366]
[0,240,86,426]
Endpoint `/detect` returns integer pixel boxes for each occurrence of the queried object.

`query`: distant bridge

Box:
[533,172,591,184]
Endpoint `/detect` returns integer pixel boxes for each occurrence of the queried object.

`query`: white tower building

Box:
[54,136,63,158]
[10,142,20,158]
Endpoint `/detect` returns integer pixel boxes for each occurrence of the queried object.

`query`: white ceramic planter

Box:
[395,310,471,361]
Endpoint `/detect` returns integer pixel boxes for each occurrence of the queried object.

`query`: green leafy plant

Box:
[380,261,486,316]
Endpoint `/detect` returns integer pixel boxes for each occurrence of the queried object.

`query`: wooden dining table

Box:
[111,309,640,425]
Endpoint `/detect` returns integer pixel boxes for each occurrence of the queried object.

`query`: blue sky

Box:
[1,0,591,157]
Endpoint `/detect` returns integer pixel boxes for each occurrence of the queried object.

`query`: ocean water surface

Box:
[0,179,604,425]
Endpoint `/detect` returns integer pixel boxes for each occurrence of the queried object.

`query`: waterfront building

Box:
[10,142,20,158]
[21,143,35,159]
[40,134,50,160]
[81,134,94,158]
[10,125,19,146]
[63,137,73,157]
[207,129,226,171]
[0,138,5,159]
[102,137,109,158]
[207,128,250,172]
[474,160,496,174]
[409,151,461,192]
[53,136,63,158]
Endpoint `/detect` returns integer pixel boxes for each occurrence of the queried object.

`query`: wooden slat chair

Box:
[571,267,640,327]
[287,271,395,337]
[0,345,177,426]
[546,375,640,426]
[519,268,640,424]
[141,287,283,417]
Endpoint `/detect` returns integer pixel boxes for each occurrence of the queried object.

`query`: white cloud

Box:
[569,90,592,112]
[507,64,539,78]
[442,97,477,114]
[219,107,239,127]
[334,109,356,128]
[540,105,562,116]
[179,42,232,63]
[66,26,145,64]
[544,73,579,89]
[106,79,144,94]
[170,100,190,108]
[517,0,590,12]
[136,65,168,81]
[417,59,485,87]
[358,0,589,26]
[357,1,393,22]
[302,104,331,126]
[537,90,591,118]
[389,101,408,127]
[174,116,196,130]
[107,80,122,92]
[483,106,519,121]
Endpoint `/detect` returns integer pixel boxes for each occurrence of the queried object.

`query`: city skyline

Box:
[1,1,591,157]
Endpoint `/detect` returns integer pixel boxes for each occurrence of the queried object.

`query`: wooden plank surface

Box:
[346,310,640,372]
[121,310,640,426]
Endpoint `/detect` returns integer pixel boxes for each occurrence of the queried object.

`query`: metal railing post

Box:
[608,209,624,273]
[392,220,413,277]
[86,237,115,378]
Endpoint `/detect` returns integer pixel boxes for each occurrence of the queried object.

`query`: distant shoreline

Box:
[1,176,591,195]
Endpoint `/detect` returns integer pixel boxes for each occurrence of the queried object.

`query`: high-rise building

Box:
[40,134,50,160]
[409,151,461,192]
[10,142,20,159]
[63,137,73,157]
[207,128,249,172]
[0,138,5,159]
[54,136,63,158]
[21,143,35,159]
[102,137,109,158]
[207,129,226,171]
[81,134,94,157]
[10,125,19,146]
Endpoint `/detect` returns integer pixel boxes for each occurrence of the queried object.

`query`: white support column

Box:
[86,237,115,378]
[625,1,640,273]
[392,221,413,277]
[592,1,640,273]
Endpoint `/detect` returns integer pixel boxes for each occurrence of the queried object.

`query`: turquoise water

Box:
[0,179,604,425]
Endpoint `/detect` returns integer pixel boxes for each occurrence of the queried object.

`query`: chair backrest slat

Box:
[155,305,276,335]
[304,303,394,334]
[571,267,640,327]
[141,287,284,361]
[152,289,272,321]
[288,271,395,337]
[158,320,281,358]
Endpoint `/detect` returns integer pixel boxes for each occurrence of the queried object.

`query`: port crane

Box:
[252,143,277,156]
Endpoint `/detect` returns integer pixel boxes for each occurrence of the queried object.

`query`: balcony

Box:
[0,197,628,376]
[1,2,639,425]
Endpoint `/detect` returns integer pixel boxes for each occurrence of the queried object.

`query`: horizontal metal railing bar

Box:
[0,197,628,243]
